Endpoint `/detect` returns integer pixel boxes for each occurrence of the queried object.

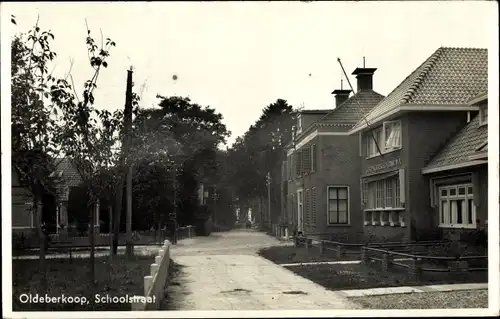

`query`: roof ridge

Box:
[335,90,384,111]
[401,47,445,104]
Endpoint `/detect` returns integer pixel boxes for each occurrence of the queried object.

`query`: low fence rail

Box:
[292,235,487,279]
[13,225,197,252]
[362,245,488,281]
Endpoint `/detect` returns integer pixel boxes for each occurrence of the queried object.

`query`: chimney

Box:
[331,89,352,108]
[352,67,377,92]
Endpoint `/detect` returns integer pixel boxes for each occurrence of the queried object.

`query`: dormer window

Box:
[296,114,302,134]
[479,105,488,126]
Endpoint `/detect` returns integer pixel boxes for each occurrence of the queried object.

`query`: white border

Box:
[486,3,500,313]
[1,2,499,318]
[2,4,14,317]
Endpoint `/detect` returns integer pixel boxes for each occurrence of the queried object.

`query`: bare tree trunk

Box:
[108,205,113,260]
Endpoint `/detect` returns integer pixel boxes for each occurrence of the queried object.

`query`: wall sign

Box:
[364,158,402,175]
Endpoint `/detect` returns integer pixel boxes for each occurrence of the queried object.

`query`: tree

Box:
[129,96,230,229]
[47,22,120,303]
[11,17,62,296]
[226,99,295,225]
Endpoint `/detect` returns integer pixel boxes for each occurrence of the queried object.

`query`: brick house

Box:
[12,166,35,234]
[421,91,488,241]
[349,47,487,242]
[282,66,384,241]
[12,157,103,235]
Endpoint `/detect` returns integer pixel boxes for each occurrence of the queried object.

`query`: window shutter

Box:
[295,150,302,178]
[398,169,405,204]
[360,179,366,208]
[311,144,317,172]
[302,147,311,174]
[312,187,317,226]
[305,189,310,227]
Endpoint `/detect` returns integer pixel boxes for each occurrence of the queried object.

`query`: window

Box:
[288,155,293,181]
[311,144,317,172]
[364,176,403,210]
[296,114,302,134]
[327,186,349,225]
[438,184,476,228]
[362,174,404,227]
[365,127,383,157]
[479,105,488,126]
[383,121,402,151]
[311,187,317,226]
[302,147,311,175]
[362,120,402,158]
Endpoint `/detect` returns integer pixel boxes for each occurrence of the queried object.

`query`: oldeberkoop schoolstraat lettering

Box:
[18,293,89,305]
[94,294,156,304]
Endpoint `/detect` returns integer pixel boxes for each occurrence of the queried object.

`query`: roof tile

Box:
[423,114,488,171]
[323,90,385,124]
[351,47,488,131]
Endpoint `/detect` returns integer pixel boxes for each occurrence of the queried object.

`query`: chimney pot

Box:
[331,89,352,108]
[352,67,377,92]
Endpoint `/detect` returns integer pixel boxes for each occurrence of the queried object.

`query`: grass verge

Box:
[13,254,155,311]
[160,261,185,310]
[285,262,488,291]
[257,245,361,264]
[349,289,488,309]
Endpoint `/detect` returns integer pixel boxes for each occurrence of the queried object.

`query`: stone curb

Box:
[337,283,488,297]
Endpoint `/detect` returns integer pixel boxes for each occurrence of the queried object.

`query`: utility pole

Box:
[125,164,133,258]
[112,67,134,256]
[266,172,271,230]
[125,68,134,259]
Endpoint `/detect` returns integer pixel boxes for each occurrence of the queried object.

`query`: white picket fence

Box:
[131,240,171,310]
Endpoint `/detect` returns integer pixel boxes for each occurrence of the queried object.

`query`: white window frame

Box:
[363,174,405,227]
[296,114,302,134]
[383,120,402,152]
[479,105,488,126]
[438,183,476,229]
[364,120,402,158]
[297,189,304,232]
[327,186,350,225]
[365,127,383,158]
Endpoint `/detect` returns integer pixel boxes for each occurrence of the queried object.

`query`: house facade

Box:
[349,47,488,242]
[282,66,384,241]
[12,166,34,234]
[422,92,489,241]
[11,157,105,236]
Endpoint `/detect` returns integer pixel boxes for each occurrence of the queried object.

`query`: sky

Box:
[2,1,496,147]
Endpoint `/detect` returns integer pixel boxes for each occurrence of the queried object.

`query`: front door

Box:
[297,189,304,233]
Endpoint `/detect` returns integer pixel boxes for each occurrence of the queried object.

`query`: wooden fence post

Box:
[336,244,343,259]
[410,257,422,282]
